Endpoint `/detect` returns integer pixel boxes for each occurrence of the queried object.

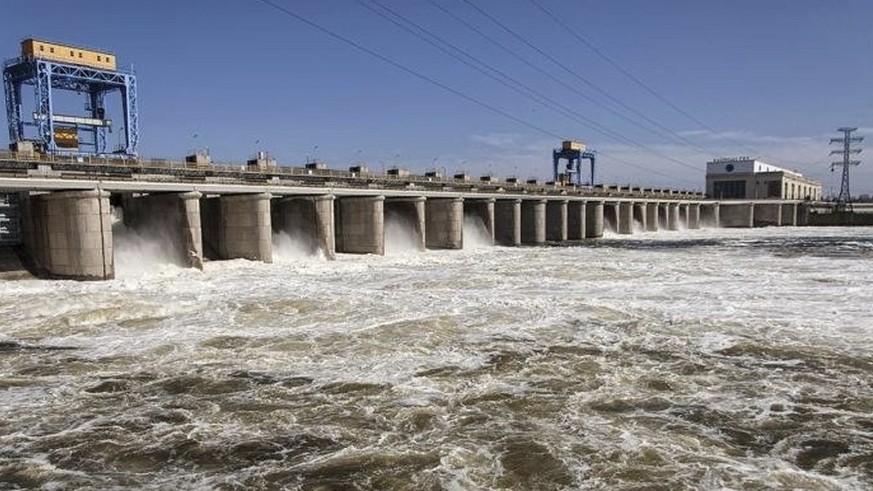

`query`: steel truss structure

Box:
[3,56,138,157]
[553,147,597,187]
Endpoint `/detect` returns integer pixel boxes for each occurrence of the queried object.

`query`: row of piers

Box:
[10,190,807,280]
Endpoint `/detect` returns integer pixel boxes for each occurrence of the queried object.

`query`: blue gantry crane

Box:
[3,38,138,157]
[553,140,597,186]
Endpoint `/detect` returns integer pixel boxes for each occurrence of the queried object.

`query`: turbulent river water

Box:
[1,225,872,490]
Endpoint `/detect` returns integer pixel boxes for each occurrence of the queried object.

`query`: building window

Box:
[767,181,780,198]
[97,56,101,61]
[713,180,746,199]
[78,52,82,58]
[39,45,44,52]
[50,47,54,53]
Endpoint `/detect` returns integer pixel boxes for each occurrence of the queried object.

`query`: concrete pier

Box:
[700,203,720,228]
[521,199,547,245]
[585,200,604,238]
[720,202,754,228]
[124,192,204,269]
[754,202,782,227]
[567,200,586,240]
[464,198,495,245]
[385,196,426,252]
[781,203,797,226]
[633,202,648,232]
[645,202,658,231]
[495,199,521,246]
[546,200,568,242]
[618,202,634,235]
[272,195,336,259]
[425,197,463,249]
[335,195,385,255]
[688,203,701,229]
[19,189,113,280]
[201,193,272,262]
[667,203,680,231]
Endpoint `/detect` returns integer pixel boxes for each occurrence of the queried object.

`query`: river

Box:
[0,225,871,490]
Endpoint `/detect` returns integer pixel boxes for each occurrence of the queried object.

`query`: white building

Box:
[705,157,821,200]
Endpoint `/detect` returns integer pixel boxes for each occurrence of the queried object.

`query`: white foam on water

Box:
[111,207,186,278]
[272,231,323,262]
[384,212,421,255]
[1,226,872,489]
[463,215,492,249]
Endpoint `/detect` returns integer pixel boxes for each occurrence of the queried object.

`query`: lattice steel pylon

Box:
[829,127,863,212]
[3,49,138,157]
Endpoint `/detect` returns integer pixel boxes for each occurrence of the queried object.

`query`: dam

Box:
[0,151,810,281]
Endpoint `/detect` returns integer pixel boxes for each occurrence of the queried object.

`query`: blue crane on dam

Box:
[553,140,597,187]
[3,38,138,157]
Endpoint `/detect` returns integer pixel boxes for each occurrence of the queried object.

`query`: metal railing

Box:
[0,150,704,200]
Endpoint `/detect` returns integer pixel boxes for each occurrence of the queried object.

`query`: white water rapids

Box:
[0,226,872,489]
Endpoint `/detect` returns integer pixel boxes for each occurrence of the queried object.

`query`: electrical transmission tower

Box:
[829,127,863,212]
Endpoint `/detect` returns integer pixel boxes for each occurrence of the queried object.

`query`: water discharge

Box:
[272,231,323,262]
[112,207,186,278]
[384,212,421,255]
[463,215,491,249]
[1,226,872,489]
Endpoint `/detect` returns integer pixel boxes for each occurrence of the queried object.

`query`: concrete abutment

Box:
[521,199,547,245]
[546,200,568,242]
[425,197,464,249]
[335,196,385,255]
[495,199,521,246]
[19,189,113,280]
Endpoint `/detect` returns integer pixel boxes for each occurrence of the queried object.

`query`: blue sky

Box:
[2,0,871,194]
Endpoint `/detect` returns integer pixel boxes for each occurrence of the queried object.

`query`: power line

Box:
[254,0,564,142]
[527,0,804,167]
[425,0,713,162]
[357,0,704,176]
[456,0,715,159]
[253,0,699,186]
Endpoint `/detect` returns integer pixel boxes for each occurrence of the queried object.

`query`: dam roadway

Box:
[0,151,810,281]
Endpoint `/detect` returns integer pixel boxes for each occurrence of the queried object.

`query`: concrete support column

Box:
[124,191,203,269]
[781,203,797,226]
[645,202,658,231]
[754,202,782,227]
[425,197,464,249]
[700,203,720,228]
[667,203,680,231]
[688,203,701,229]
[546,200,568,242]
[495,199,521,246]
[586,200,604,239]
[633,202,648,232]
[719,202,754,228]
[521,199,547,245]
[617,202,634,234]
[221,193,272,262]
[335,195,385,255]
[385,196,426,251]
[19,189,113,280]
[567,200,586,240]
[464,198,495,245]
[273,195,336,259]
